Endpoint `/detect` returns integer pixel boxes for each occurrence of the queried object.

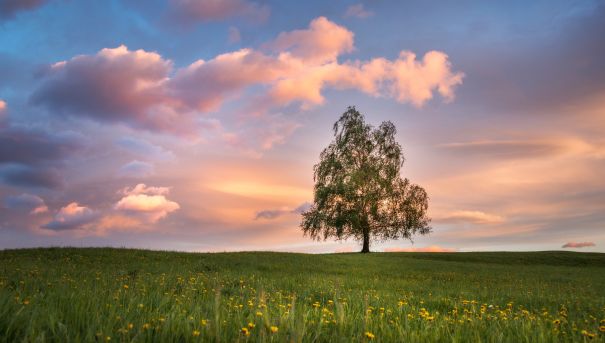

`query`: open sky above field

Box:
[0,0,604,253]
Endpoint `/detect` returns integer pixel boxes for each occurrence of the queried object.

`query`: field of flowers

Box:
[0,248,604,342]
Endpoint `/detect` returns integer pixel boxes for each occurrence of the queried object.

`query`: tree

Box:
[301,106,431,253]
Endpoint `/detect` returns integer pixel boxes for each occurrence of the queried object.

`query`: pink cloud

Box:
[344,4,373,19]
[562,241,596,248]
[437,210,505,225]
[43,202,98,231]
[267,16,355,64]
[114,184,180,223]
[385,245,456,252]
[169,0,270,24]
[32,18,463,140]
[31,45,194,134]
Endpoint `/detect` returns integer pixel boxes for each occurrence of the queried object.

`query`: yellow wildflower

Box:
[270,326,279,333]
[248,322,255,329]
[365,331,375,339]
[241,327,250,336]
[192,330,200,337]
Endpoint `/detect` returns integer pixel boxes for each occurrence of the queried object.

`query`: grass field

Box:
[1,248,604,342]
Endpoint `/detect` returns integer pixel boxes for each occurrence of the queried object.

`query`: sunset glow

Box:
[1,0,603,253]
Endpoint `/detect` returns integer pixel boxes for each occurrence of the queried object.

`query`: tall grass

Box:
[0,248,604,342]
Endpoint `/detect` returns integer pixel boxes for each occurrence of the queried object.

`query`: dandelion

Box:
[270,326,278,333]
[241,327,250,336]
[200,319,207,326]
[123,285,129,289]
[599,326,605,333]
[256,311,263,317]
[553,319,561,325]
[365,331,375,339]
[192,330,200,337]
[248,322,255,329]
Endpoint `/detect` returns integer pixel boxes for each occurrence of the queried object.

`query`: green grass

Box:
[1,248,604,342]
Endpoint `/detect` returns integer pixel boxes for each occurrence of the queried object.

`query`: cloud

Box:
[267,16,355,64]
[30,45,192,135]
[3,193,48,214]
[0,164,64,189]
[439,140,567,159]
[439,138,605,160]
[121,183,171,196]
[385,245,456,252]
[344,4,373,19]
[562,241,596,248]
[117,160,154,178]
[0,0,47,21]
[437,210,505,225]
[0,100,6,126]
[114,183,180,222]
[254,201,311,220]
[0,126,84,188]
[43,202,98,231]
[168,0,270,24]
[115,137,175,161]
[32,18,463,137]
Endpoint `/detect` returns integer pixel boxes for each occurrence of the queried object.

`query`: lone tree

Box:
[301,106,431,253]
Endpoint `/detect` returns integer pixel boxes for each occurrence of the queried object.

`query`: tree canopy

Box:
[301,106,431,253]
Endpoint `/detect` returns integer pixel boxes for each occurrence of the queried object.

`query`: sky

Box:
[0,0,604,253]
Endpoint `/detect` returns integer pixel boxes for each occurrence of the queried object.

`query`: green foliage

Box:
[301,106,431,252]
[1,248,604,342]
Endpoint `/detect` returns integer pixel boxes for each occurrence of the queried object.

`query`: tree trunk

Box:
[361,229,370,253]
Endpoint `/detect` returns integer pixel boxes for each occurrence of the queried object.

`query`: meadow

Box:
[0,248,604,342]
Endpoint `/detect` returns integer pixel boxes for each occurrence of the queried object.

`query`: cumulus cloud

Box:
[344,4,373,19]
[114,183,180,223]
[32,18,462,137]
[254,201,311,220]
[169,0,270,24]
[3,193,48,214]
[437,210,505,225]
[117,160,154,178]
[562,241,596,248]
[43,202,98,231]
[30,45,191,134]
[0,0,46,21]
[385,245,456,252]
[267,16,354,64]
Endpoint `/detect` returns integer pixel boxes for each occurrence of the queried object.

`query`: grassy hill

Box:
[0,248,604,342]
